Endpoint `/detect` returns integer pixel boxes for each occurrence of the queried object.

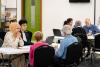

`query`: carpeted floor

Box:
[78,53,100,67]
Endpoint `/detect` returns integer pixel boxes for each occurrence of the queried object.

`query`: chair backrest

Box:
[65,42,82,65]
[53,29,62,36]
[45,36,54,45]
[34,45,55,67]
[0,38,3,47]
[0,31,6,41]
[95,34,100,49]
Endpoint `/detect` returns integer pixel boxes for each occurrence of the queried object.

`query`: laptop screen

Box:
[53,29,62,36]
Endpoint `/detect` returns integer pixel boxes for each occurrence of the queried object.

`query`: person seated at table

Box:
[29,31,48,67]
[63,18,73,27]
[0,19,17,41]
[19,18,33,45]
[83,18,100,35]
[72,20,90,57]
[54,25,78,64]
[2,22,26,67]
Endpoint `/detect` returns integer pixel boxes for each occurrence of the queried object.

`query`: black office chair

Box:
[91,34,100,63]
[0,31,6,41]
[0,38,3,47]
[94,34,100,51]
[34,45,55,67]
[60,42,83,67]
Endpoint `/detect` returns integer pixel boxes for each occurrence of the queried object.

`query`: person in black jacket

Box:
[19,18,33,45]
[72,20,90,57]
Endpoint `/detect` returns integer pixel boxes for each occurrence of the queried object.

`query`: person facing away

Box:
[29,31,48,67]
[72,20,90,57]
[19,18,33,45]
[2,22,26,67]
[83,18,100,35]
[72,20,87,35]
[55,25,78,60]
[63,18,73,27]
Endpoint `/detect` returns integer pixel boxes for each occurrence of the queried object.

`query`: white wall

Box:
[6,0,16,8]
[1,0,21,22]
[96,0,100,29]
[1,0,16,8]
[17,0,21,22]
[42,0,94,39]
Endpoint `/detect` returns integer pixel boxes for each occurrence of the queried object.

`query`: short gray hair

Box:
[62,25,72,35]
[74,20,81,27]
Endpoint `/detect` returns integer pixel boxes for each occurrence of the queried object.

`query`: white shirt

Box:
[22,32,27,42]
[2,32,24,48]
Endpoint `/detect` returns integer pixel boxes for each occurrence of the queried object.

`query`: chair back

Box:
[34,45,55,67]
[65,42,82,65]
[95,34,100,49]
[0,38,3,47]
[0,31,6,41]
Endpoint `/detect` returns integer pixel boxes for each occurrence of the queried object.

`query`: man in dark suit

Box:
[19,18,33,46]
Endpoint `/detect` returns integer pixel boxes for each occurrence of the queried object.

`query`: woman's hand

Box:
[16,32,22,40]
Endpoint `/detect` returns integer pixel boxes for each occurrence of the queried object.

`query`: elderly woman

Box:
[2,22,26,67]
[29,31,48,67]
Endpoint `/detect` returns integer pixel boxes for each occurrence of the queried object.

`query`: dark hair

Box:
[19,18,27,25]
[63,18,73,25]
[10,19,17,23]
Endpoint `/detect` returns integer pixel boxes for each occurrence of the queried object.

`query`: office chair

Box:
[91,34,100,63]
[60,42,83,67]
[0,38,3,47]
[0,31,6,41]
[34,45,55,67]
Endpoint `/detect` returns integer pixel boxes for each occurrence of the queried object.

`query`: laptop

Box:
[45,36,54,45]
[53,29,62,36]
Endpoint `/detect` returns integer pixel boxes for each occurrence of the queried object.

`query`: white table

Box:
[0,46,30,66]
[0,45,30,55]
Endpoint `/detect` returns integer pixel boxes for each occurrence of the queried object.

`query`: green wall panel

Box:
[25,0,41,33]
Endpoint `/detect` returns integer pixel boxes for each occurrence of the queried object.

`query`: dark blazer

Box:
[21,30,33,45]
[72,27,86,35]
[72,27,88,48]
